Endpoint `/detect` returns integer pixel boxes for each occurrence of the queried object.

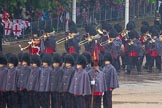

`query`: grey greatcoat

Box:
[38,67,52,92]
[50,67,64,92]
[5,67,18,91]
[69,69,91,95]
[0,66,8,91]
[17,66,31,90]
[88,69,107,93]
[26,67,41,91]
[102,64,119,89]
[58,67,75,92]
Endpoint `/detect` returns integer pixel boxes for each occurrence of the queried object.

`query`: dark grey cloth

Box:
[69,69,91,95]
[65,35,80,53]
[88,69,107,92]
[38,67,52,92]
[17,66,31,89]
[5,67,18,91]
[58,67,75,92]
[41,36,56,52]
[50,67,64,92]
[27,67,41,91]
[84,40,95,52]
[104,39,122,58]
[155,38,162,56]
[102,64,119,89]
[0,66,8,91]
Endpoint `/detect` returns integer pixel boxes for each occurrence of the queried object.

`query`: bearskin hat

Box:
[22,53,30,66]
[18,52,23,62]
[69,21,77,33]
[52,53,62,65]
[41,53,52,65]
[128,30,139,39]
[141,21,149,27]
[85,25,97,36]
[64,54,75,66]
[5,53,13,60]
[61,52,67,63]
[82,51,92,65]
[102,22,112,32]
[114,23,123,33]
[140,25,149,34]
[71,53,79,64]
[31,55,41,67]
[0,53,7,65]
[104,53,112,63]
[151,30,159,37]
[126,21,136,31]
[76,55,87,69]
[8,54,18,67]
[109,29,118,38]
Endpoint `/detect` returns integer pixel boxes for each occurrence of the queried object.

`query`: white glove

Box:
[91,80,95,85]
[20,48,24,51]
[28,41,32,45]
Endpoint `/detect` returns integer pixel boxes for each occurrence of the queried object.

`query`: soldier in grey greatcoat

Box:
[38,53,52,108]
[69,55,91,108]
[17,53,31,108]
[27,55,41,108]
[5,54,19,108]
[50,53,64,108]
[103,53,119,108]
[88,60,107,108]
[0,53,8,108]
[58,54,75,108]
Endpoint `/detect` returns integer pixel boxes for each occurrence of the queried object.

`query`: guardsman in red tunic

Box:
[21,34,41,55]
[64,21,80,54]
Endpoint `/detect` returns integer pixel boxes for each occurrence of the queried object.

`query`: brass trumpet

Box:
[39,31,56,39]
[100,37,120,46]
[79,34,101,46]
[144,33,155,43]
[56,33,79,44]
[121,29,129,37]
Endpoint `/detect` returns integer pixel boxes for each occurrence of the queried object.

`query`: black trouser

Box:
[28,91,39,108]
[73,95,90,108]
[5,91,18,108]
[0,92,5,108]
[148,56,161,71]
[39,92,50,108]
[91,95,102,108]
[60,92,73,108]
[103,91,112,108]
[18,90,29,108]
[127,56,141,74]
[145,53,151,69]
[51,92,61,108]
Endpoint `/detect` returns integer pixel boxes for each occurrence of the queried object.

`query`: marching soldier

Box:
[125,30,143,74]
[38,53,52,108]
[5,54,18,108]
[50,53,64,108]
[58,54,75,108]
[27,55,41,108]
[17,53,31,108]
[64,21,80,54]
[0,53,8,108]
[102,29,122,72]
[69,55,91,108]
[40,29,56,54]
[103,53,119,108]
[147,30,162,72]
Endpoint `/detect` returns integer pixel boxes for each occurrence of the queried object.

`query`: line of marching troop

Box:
[0,50,119,108]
